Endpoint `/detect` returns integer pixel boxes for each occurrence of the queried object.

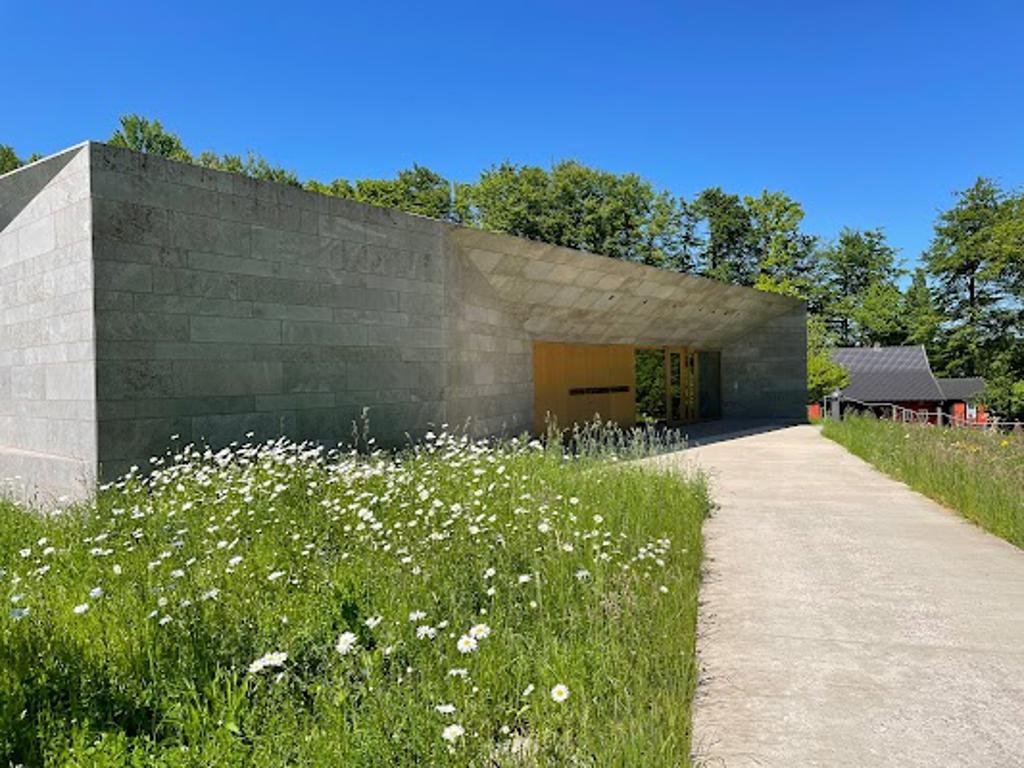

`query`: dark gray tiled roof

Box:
[831,346,946,402]
[832,345,931,371]
[937,377,985,400]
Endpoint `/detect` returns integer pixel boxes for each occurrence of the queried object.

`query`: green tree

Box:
[197,150,301,186]
[818,228,900,345]
[852,281,907,346]
[304,178,356,198]
[806,316,849,402]
[109,115,192,162]
[455,160,692,270]
[900,268,942,352]
[353,165,451,220]
[989,190,1024,303]
[924,178,1023,418]
[691,187,756,285]
[0,145,23,174]
[454,162,549,239]
[983,347,1024,419]
[924,177,1008,377]
[745,190,818,299]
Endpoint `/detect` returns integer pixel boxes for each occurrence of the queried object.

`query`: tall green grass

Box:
[0,432,707,766]
[822,417,1024,548]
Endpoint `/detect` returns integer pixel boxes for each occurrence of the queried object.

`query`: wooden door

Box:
[662,347,700,425]
[533,342,636,433]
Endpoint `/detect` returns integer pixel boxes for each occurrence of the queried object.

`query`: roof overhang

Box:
[449,227,803,349]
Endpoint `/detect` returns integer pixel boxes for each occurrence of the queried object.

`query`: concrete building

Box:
[1,142,806,502]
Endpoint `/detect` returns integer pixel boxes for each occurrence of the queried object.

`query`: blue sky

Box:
[3,1,1022,269]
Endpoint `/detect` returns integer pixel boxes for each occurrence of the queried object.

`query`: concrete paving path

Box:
[670,424,1024,767]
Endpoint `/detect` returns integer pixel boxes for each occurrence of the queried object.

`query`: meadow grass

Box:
[0,431,707,766]
[822,416,1024,548]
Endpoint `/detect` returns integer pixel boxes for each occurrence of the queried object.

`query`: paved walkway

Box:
[669,425,1024,767]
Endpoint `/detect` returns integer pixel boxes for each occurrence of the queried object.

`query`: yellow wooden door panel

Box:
[533,342,637,433]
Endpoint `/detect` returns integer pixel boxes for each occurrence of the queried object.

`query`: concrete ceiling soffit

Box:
[451,229,800,348]
[0,145,85,234]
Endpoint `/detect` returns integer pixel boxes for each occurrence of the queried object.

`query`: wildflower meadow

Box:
[823,416,1024,548]
[1,428,707,766]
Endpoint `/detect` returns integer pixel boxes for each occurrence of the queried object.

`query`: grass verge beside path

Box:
[1,433,707,767]
[822,416,1024,548]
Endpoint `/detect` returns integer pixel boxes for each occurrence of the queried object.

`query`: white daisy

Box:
[468,623,490,640]
[441,723,465,742]
[335,631,359,656]
[248,651,288,674]
[551,683,570,703]
[456,634,478,654]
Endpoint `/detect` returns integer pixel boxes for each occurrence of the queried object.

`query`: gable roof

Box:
[831,346,946,402]
[937,377,985,401]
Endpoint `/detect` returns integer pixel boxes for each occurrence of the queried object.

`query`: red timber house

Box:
[829,346,987,425]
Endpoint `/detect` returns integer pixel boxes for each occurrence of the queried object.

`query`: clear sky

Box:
[3,1,1022,269]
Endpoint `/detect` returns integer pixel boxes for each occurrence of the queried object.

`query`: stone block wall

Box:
[2,141,806,501]
[0,146,97,501]
[444,239,533,438]
[721,304,807,420]
[89,143,450,479]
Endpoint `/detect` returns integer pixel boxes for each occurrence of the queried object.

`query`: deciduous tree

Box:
[109,115,192,162]
[817,228,900,345]
[455,161,692,270]
[0,145,22,174]
[691,187,756,285]
[745,190,818,300]
[807,316,849,401]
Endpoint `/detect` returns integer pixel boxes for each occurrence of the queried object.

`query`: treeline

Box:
[2,115,1021,417]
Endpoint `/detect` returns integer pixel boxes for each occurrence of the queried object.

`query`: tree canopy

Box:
[3,116,1022,417]
[0,145,23,175]
[454,161,692,271]
[923,178,1024,416]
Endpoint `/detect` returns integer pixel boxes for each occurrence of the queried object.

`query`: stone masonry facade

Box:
[1,142,806,503]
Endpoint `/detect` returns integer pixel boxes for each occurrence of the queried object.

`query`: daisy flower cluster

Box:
[0,425,706,765]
